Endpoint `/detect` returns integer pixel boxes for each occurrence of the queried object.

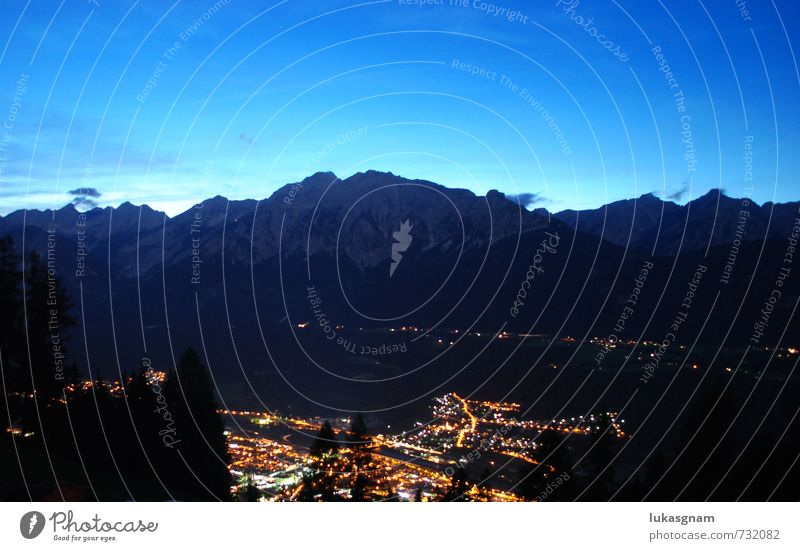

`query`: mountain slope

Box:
[554,188,798,255]
[1,172,798,417]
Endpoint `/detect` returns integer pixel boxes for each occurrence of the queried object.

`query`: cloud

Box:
[663,181,689,201]
[68,187,102,198]
[506,192,548,208]
[666,180,689,201]
[666,187,687,201]
[68,187,102,210]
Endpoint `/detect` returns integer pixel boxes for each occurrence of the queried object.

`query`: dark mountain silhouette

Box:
[553,188,799,255]
[1,171,798,418]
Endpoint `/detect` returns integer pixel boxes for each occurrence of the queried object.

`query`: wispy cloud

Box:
[665,184,688,201]
[68,187,102,209]
[506,191,547,208]
[67,187,101,197]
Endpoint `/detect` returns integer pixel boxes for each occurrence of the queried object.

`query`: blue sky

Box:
[0,0,798,215]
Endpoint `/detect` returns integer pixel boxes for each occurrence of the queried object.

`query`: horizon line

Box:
[1,169,795,219]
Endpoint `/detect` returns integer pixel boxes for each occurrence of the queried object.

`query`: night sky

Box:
[0,0,798,215]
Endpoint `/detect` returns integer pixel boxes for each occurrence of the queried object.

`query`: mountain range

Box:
[552,188,797,256]
[1,171,798,416]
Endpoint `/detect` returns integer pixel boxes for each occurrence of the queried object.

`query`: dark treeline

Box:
[0,235,230,500]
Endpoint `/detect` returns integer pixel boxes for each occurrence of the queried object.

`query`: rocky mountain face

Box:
[553,188,799,255]
[1,172,798,414]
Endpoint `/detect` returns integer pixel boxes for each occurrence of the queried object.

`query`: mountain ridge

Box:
[3,174,796,231]
[0,170,797,411]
